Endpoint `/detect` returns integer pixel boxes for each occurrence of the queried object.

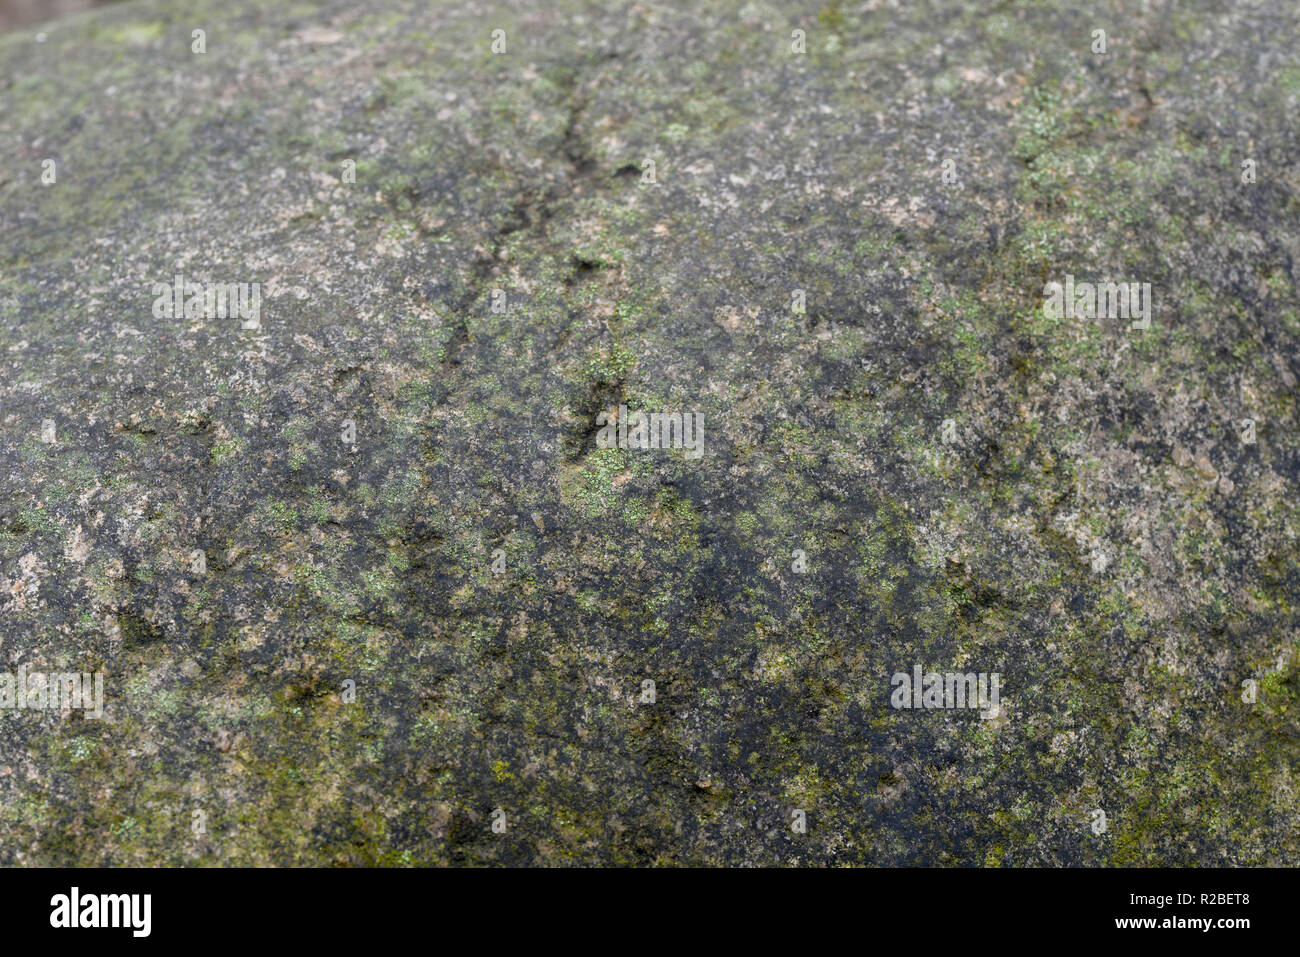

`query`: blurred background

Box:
[0,0,105,33]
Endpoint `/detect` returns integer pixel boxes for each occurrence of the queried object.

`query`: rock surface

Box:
[0,0,1297,865]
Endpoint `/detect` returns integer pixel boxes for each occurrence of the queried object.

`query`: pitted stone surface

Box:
[0,0,1297,864]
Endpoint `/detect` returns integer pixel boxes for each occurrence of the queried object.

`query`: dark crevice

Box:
[437,59,617,370]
